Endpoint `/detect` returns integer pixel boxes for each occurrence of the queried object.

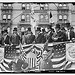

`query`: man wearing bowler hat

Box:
[10,27,21,45]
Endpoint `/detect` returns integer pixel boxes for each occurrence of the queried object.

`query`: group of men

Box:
[0,22,75,46]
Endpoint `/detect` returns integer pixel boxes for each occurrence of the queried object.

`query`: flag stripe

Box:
[51,55,66,62]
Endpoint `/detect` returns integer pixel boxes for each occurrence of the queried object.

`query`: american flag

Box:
[51,42,68,70]
[0,45,21,72]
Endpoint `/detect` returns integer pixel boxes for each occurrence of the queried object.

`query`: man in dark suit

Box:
[41,28,46,43]
[0,29,11,46]
[66,23,75,41]
[35,27,45,44]
[10,28,21,46]
[47,25,54,43]
[25,27,35,44]
[52,24,66,42]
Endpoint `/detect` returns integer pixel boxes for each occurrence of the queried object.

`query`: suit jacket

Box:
[0,35,11,45]
[10,34,21,45]
[66,30,75,41]
[25,34,35,44]
[35,33,46,44]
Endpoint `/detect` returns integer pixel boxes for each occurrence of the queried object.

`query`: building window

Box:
[3,14,6,20]
[63,4,67,7]
[26,14,30,22]
[22,4,25,10]
[3,3,12,7]
[21,15,25,21]
[59,4,63,7]
[3,4,8,7]
[63,15,67,20]
[40,4,44,10]
[40,14,44,22]
[44,4,49,10]
[26,4,30,9]
[45,14,49,21]
[8,4,12,7]
[8,15,11,20]
[59,15,63,20]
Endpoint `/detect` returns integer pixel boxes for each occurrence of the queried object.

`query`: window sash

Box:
[26,15,30,22]
[21,15,25,19]
[63,15,67,19]
[3,15,6,19]
[8,15,11,19]
[59,15,63,19]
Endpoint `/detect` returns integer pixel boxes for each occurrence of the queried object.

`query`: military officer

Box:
[39,50,54,71]
[10,27,21,45]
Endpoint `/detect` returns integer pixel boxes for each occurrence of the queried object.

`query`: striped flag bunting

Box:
[0,43,74,72]
[51,43,67,70]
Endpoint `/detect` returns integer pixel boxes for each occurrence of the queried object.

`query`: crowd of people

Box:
[0,22,75,46]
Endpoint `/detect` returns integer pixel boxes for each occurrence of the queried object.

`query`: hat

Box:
[1,30,4,34]
[70,27,74,30]
[43,50,48,55]
[61,27,66,31]
[36,27,41,32]
[13,27,17,31]
[42,28,45,32]
[55,24,60,29]
[4,29,8,33]
[66,23,70,28]
[28,27,31,31]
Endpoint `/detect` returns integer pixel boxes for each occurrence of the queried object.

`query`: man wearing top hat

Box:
[25,27,35,44]
[35,27,44,44]
[0,29,11,46]
[10,27,21,46]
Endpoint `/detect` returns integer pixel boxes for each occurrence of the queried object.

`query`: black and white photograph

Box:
[0,0,75,73]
